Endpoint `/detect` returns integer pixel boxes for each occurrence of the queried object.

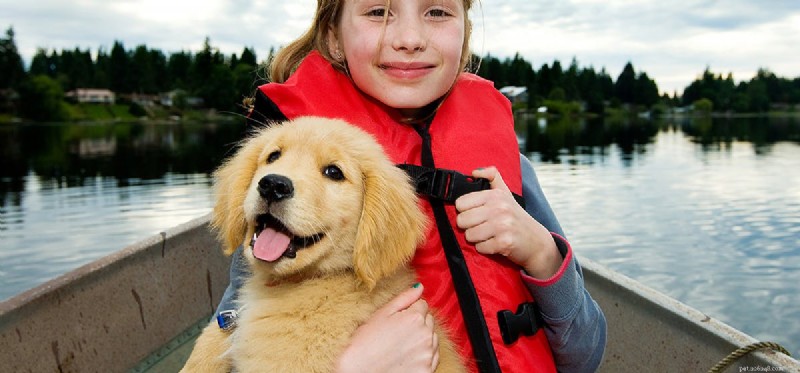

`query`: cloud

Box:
[2,0,799,95]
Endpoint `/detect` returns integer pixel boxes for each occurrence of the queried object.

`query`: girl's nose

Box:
[391,16,427,52]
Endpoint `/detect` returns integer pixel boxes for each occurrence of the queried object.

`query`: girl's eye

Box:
[323,165,345,181]
[267,151,281,164]
[366,7,388,18]
[427,8,451,18]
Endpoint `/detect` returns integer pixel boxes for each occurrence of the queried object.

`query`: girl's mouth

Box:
[379,62,435,79]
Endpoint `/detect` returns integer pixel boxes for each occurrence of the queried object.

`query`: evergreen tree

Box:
[93,47,111,89]
[131,45,157,93]
[615,62,636,104]
[28,48,52,76]
[167,51,192,90]
[634,72,659,107]
[537,63,553,100]
[150,49,168,93]
[109,41,130,93]
[239,47,257,67]
[0,27,25,89]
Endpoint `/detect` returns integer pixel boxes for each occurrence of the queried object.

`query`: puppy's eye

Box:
[266,151,281,164]
[323,165,345,181]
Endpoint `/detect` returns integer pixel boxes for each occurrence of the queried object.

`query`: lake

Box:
[1,115,799,356]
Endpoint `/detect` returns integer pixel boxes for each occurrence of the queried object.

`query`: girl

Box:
[216,0,607,372]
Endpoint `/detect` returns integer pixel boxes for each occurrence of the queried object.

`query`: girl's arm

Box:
[518,154,607,373]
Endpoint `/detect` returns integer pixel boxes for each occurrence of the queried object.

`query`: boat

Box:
[1,215,798,372]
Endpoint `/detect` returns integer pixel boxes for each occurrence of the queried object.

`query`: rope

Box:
[707,341,791,373]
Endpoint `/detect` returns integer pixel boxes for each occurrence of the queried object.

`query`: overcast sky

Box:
[2,0,799,94]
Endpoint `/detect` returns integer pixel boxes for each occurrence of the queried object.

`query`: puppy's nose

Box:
[258,174,294,202]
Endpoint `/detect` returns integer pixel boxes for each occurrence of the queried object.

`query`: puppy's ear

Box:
[354,163,426,289]
[211,135,264,256]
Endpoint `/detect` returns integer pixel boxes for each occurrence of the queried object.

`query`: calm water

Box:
[1,116,799,356]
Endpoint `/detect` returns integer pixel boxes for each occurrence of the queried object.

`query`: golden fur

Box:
[181,117,464,373]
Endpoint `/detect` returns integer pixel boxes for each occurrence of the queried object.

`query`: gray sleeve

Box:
[520,154,607,373]
[215,246,250,316]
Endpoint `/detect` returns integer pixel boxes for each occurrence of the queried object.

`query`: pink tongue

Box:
[253,227,292,262]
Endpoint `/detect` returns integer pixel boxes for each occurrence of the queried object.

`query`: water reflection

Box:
[0,121,245,195]
[519,115,660,165]
[518,114,800,162]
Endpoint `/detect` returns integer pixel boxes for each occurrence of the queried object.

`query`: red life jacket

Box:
[255,51,556,373]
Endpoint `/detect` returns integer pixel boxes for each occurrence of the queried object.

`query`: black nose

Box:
[258,174,294,202]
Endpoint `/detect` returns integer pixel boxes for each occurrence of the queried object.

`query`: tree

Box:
[109,41,130,93]
[238,47,257,68]
[232,61,258,102]
[634,72,659,107]
[0,27,25,89]
[28,48,52,76]
[199,64,236,111]
[693,98,713,115]
[615,62,636,104]
[93,48,111,88]
[17,75,69,121]
[746,79,770,112]
[131,45,156,93]
[167,51,192,90]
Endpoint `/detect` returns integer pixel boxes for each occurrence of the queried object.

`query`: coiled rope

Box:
[707,341,791,373]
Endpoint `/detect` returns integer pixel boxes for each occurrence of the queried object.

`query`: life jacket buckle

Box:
[398,164,489,203]
[498,302,542,345]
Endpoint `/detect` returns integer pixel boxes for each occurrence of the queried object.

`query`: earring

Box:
[333,50,343,61]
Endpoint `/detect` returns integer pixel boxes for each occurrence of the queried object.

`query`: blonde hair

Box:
[268,0,475,83]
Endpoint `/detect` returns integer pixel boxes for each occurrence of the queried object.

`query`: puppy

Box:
[181,117,464,372]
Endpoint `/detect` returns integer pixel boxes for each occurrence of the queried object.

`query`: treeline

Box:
[25,38,267,111]
[1,27,273,120]
[477,53,800,114]
[682,68,800,113]
[2,26,800,122]
[477,53,661,113]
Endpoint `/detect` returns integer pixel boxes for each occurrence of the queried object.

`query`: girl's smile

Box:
[378,61,437,80]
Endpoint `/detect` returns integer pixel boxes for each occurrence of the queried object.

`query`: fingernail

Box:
[412,282,422,288]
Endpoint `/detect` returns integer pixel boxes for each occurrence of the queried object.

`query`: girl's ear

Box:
[353,162,427,289]
[211,135,265,256]
[326,25,342,61]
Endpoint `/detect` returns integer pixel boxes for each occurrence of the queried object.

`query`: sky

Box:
[2,0,799,95]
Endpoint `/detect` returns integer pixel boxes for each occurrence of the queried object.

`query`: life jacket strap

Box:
[398,164,526,208]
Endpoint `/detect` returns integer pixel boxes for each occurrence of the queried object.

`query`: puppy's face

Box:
[213,117,425,287]
[242,120,366,279]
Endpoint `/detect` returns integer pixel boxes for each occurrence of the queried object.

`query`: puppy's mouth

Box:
[251,214,325,262]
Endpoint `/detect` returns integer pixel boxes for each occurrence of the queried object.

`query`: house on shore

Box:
[65,89,116,104]
[499,86,528,105]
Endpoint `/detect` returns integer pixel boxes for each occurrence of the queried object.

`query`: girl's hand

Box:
[455,167,562,280]
[336,284,439,373]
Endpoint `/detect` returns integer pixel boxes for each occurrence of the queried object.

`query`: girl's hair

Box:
[268,0,475,83]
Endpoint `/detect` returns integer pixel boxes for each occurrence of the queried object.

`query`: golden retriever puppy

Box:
[181,117,464,373]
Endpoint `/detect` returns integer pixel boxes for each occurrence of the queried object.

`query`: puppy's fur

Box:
[181,117,464,373]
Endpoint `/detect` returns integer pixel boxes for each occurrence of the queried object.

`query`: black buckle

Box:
[399,164,489,203]
[497,302,542,345]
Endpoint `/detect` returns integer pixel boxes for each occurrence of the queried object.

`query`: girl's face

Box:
[330,0,466,117]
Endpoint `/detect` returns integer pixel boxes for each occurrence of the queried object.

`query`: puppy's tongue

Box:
[253,227,291,262]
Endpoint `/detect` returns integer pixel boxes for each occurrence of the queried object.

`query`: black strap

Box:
[413,124,502,373]
[398,164,526,208]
